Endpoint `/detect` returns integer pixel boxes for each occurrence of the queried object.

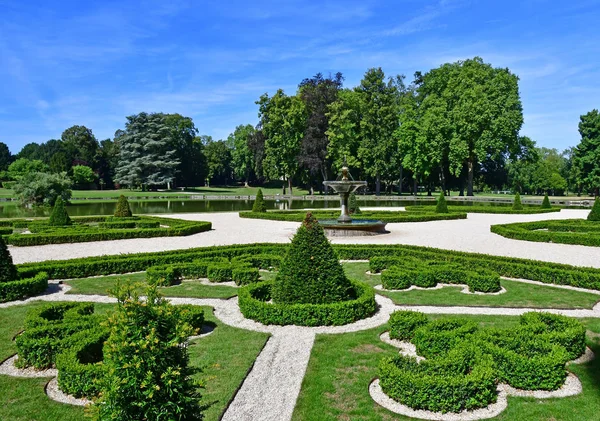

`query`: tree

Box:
[507,136,539,193]
[61,125,99,167]
[573,109,600,195]
[203,139,231,186]
[115,113,180,189]
[16,143,42,160]
[91,283,202,421]
[13,171,72,206]
[512,192,523,210]
[272,213,354,304]
[48,197,72,226]
[0,142,13,172]
[72,165,96,188]
[229,124,256,186]
[0,236,17,283]
[97,138,120,188]
[257,89,306,194]
[114,195,133,217]
[297,73,344,191]
[7,158,49,180]
[248,129,266,181]
[326,89,363,173]
[252,188,267,212]
[588,197,600,221]
[419,57,523,196]
[435,191,448,213]
[164,114,202,187]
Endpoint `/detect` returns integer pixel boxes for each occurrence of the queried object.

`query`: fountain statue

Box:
[321,162,387,236]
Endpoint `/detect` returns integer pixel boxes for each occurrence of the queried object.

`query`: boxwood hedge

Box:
[239,210,467,223]
[491,219,600,247]
[406,205,561,215]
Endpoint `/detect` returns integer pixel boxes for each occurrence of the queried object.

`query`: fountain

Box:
[321,163,387,236]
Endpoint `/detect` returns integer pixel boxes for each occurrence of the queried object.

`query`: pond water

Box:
[0,198,537,218]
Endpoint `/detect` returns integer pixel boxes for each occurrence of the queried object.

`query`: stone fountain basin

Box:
[318,219,388,237]
[323,181,367,193]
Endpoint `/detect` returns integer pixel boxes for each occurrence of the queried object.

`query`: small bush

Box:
[113,194,133,217]
[588,197,600,222]
[435,192,448,213]
[349,192,361,214]
[176,304,205,332]
[0,272,48,303]
[48,197,71,226]
[512,192,523,210]
[252,188,267,213]
[146,265,181,286]
[388,311,429,340]
[0,236,17,283]
[541,193,552,209]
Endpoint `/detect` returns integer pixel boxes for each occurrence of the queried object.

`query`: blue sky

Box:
[1,0,599,154]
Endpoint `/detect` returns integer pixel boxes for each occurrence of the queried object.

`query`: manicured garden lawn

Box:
[0,188,13,198]
[0,303,269,421]
[343,262,600,309]
[293,315,600,421]
[65,272,239,299]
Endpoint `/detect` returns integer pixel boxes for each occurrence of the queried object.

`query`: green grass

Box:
[343,262,600,309]
[293,315,600,421]
[0,188,13,198]
[0,303,269,421]
[65,272,239,299]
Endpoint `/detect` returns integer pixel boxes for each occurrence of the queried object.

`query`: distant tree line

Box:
[1,56,599,204]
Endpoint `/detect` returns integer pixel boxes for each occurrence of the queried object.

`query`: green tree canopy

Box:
[7,158,49,180]
[13,171,72,206]
[61,125,99,166]
[574,109,600,195]
[71,165,96,188]
[229,124,256,185]
[0,142,13,172]
[203,139,232,186]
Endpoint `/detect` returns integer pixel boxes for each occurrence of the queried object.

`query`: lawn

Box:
[293,314,600,421]
[65,272,239,299]
[343,262,600,309]
[0,303,269,421]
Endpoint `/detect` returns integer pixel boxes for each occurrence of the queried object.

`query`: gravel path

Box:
[9,209,600,268]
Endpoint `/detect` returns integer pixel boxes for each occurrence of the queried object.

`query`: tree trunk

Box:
[398,165,403,196]
[439,164,446,195]
[376,173,381,196]
[467,157,474,196]
[413,177,418,196]
[288,177,293,196]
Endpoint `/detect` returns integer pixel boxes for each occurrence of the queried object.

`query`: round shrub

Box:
[588,197,600,222]
[435,191,449,214]
[49,197,72,226]
[252,188,267,213]
[239,279,376,326]
[412,318,478,358]
[349,192,361,214]
[381,267,412,290]
[379,344,497,413]
[272,213,354,304]
[388,311,429,341]
[0,235,17,283]
[466,270,502,293]
[519,312,586,360]
[114,194,133,217]
[512,192,523,210]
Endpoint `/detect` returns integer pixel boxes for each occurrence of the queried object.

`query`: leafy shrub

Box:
[349,192,361,214]
[512,192,523,210]
[207,263,233,282]
[491,219,600,247]
[99,221,136,229]
[232,254,282,270]
[232,266,260,285]
[412,318,478,358]
[541,193,552,209]
[2,181,16,189]
[48,197,72,226]
[146,265,182,286]
[91,284,201,421]
[13,171,72,207]
[252,188,267,213]
[388,311,429,340]
[381,267,412,290]
[379,343,497,413]
[25,302,94,329]
[136,221,161,229]
[519,312,586,359]
[272,213,354,304]
[239,279,376,326]
[0,236,17,282]
[175,304,205,332]
[113,194,132,217]
[588,197,600,222]
[240,210,467,223]
[435,191,448,213]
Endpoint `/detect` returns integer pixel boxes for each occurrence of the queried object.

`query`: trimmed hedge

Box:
[0,227,12,235]
[0,272,49,303]
[239,210,467,223]
[388,311,429,340]
[412,318,479,358]
[588,197,600,221]
[491,219,600,247]
[207,263,234,283]
[406,205,561,214]
[379,344,497,413]
[232,266,260,285]
[232,254,282,270]
[239,279,376,326]
[2,216,211,246]
[24,302,94,329]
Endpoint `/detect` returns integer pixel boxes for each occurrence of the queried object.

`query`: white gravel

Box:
[9,210,600,268]
[374,284,508,296]
[380,332,424,363]
[46,377,92,407]
[0,355,57,378]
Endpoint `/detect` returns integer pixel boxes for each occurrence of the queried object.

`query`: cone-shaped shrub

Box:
[588,197,600,221]
[114,195,133,217]
[0,236,17,283]
[252,189,267,213]
[272,213,354,304]
[48,197,72,226]
[349,192,361,214]
[435,191,449,213]
[512,192,523,210]
[541,193,552,209]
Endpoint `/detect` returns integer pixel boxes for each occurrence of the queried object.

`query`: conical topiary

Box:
[252,189,267,213]
[435,191,449,213]
[48,197,71,226]
[0,236,18,283]
[588,197,600,222]
[114,195,133,217]
[541,193,552,209]
[271,213,354,304]
[512,192,523,211]
[349,192,361,215]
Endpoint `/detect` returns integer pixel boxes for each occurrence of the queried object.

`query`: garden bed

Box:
[405,205,561,214]
[491,219,600,247]
[239,210,467,223]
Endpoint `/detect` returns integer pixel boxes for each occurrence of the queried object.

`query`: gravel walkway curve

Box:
[9,210,600,268]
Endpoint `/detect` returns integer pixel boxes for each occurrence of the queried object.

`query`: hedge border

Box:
[0,272,49,303]
[406,205,562,215]
[238,279,376,326]
[239,210,467,223]
[491,219,600,247]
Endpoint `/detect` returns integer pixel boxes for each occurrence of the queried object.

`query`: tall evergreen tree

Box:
[115,113,180,189]
[0,142,13,172]
[573,109,600,195]
[0,236,18,283]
